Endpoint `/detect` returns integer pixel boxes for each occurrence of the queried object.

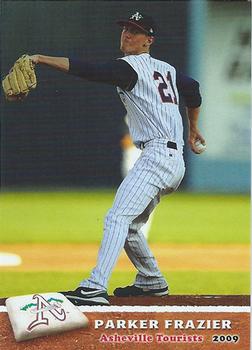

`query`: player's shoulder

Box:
[150,56,176,71]
[118,54,149,73]
[119,54,176,76]
[119,53,171,67]
[118,54,148,64]
[131,54,176,72]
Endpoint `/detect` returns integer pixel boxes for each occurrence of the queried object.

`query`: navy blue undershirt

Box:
[69,58,202,108]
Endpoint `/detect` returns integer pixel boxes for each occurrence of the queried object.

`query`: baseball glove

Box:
[2,54,37,101]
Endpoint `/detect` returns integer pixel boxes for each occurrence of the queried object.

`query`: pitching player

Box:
[3,11,205,305]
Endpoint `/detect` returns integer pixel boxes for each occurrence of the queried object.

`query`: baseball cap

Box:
[117,11,157,36]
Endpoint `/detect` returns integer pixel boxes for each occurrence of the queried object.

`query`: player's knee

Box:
[104,209,132,227]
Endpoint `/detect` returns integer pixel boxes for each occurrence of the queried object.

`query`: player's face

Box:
[120,25,153,55]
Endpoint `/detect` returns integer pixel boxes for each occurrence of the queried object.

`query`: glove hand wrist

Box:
[30,54,40,65]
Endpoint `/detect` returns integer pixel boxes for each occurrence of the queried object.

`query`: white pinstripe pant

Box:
[80,139,185,290]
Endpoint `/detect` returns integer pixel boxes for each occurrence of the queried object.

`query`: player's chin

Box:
[120,43,132,55]
[120,43,127,53]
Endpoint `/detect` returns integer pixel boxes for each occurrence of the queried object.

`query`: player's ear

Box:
[148,36,155,45]
[143,36,154,48]
[144,36,154,48]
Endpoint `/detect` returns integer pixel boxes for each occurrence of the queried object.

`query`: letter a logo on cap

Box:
[130,12,143,21]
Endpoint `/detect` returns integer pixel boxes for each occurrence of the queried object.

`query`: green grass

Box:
[150,192,250,244]
[1,191,250,244]
[0,270,249,298]
[0,191,250,296]
[1,191,113,243]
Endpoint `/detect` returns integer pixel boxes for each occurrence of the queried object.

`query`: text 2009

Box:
[212,334,239,343]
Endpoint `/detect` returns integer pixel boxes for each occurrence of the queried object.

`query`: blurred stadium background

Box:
[1,1,250,191]
[0,1,250,296]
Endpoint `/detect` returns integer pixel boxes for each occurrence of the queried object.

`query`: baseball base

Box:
[6,292,89,342]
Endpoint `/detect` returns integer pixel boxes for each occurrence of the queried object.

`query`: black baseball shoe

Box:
[60,287,110,306]
[113,285,169,297]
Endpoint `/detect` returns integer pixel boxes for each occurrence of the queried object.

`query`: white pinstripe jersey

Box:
[117,53,184,147]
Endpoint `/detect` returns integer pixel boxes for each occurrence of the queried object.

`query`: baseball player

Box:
[2,11,205,305]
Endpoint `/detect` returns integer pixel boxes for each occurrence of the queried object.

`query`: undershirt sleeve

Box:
[176,72,202,108]
[68,58,138,91]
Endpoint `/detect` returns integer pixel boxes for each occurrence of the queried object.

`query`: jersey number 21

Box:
[153,71,178,105]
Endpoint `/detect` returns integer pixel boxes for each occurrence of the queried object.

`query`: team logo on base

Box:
[7,292,88,342]
[20,294,66,331]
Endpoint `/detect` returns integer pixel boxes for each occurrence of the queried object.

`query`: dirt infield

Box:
[0,295,250,350]
[0,243,250,271]
[0,295,250,306]
[0,244,250,349]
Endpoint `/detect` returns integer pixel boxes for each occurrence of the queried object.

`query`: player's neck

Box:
[124,49,150,56]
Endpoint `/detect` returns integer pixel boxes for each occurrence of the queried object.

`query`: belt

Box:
[139,141,177,150]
